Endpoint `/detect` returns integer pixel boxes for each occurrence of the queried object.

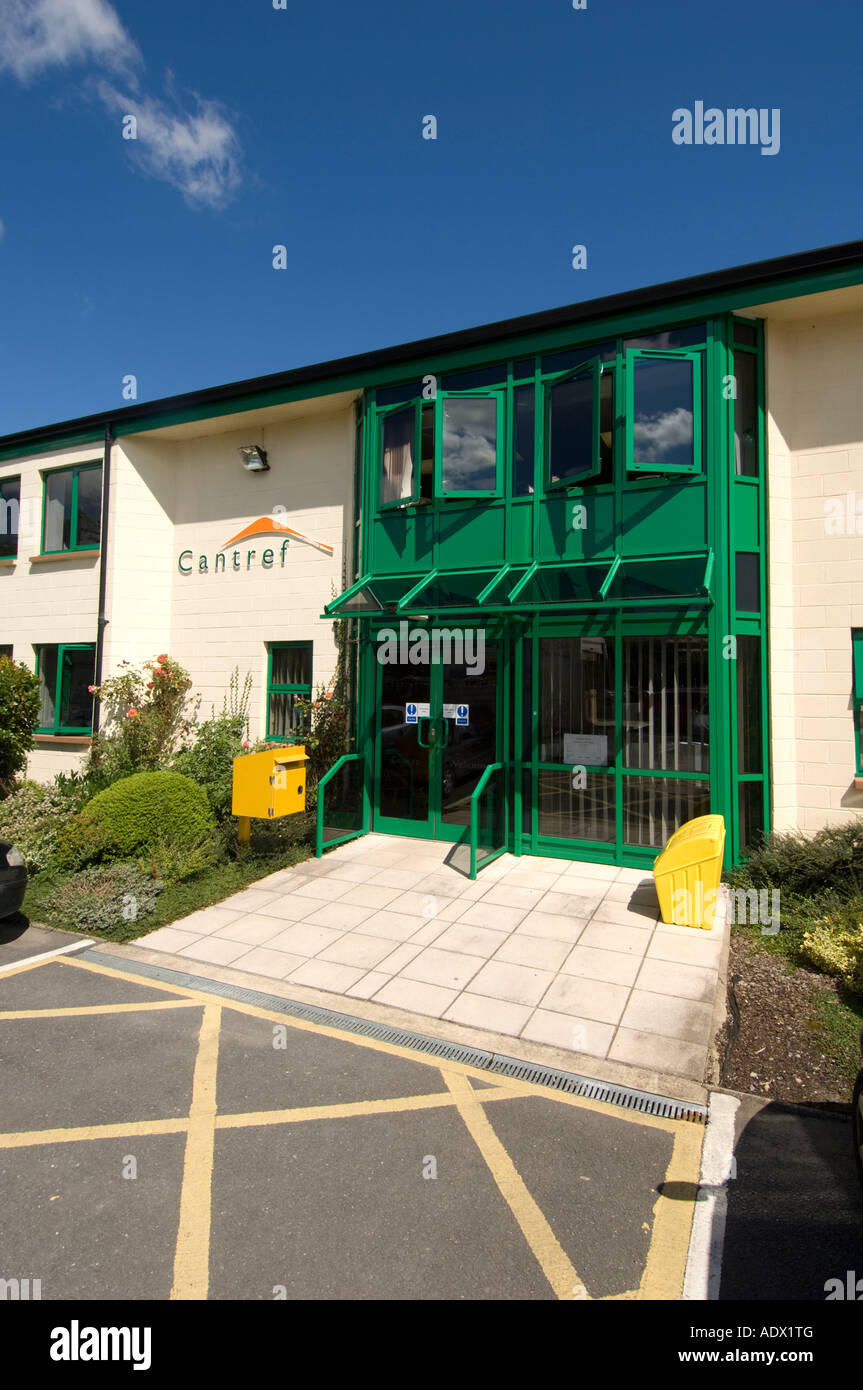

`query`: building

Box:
[1,240,862,870]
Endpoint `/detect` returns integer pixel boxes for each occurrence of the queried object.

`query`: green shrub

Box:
[172,713,247,822]
[137,831,220,885]
[729,822,863,900]
[84,770,217,858]
[0,780,79,871]
[0,657,40,797]
[55,809,115,871]
[44,864,163,934]
[84,733,139,790]
[799,900,863,996]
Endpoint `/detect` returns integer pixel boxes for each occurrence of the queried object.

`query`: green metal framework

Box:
[330,309,769,870]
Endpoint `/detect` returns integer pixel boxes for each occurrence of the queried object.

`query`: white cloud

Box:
[98,81,242,209]
[0,0,139,82]
[633,407,694,462]
[0,0,243,208]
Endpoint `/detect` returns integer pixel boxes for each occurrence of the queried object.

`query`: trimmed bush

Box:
[55,809,115,871]
[0,780,79,871]
[84,770,216,858]
[729,822,863,900]
[44,864,163,934]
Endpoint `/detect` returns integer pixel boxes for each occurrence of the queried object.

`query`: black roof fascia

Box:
[2,236,863,454]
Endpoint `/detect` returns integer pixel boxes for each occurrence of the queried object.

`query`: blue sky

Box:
[0,0,861,435]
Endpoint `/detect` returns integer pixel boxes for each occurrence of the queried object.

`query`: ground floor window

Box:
[536,633,710,849]
[36,643,96,734]
[266,642,312,741]
[853,630,863,776]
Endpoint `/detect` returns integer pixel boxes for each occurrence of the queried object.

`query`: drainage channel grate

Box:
[80,949,706,1124]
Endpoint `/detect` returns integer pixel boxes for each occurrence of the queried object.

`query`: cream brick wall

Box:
[766,311,863,833]
[0,399,355,786]
[167,408,354,736]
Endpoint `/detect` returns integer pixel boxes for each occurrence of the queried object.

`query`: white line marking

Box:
[0,938,96,975]
[683,1091,740,1300]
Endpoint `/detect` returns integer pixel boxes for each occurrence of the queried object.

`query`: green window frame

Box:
[40,461,103,555]
[434,389,504,498]
[266,642,313,742]
[625,348,702,474]
[543,357,603,490]
[0,475,20,558]
[35,643,96,735]
[853,630,863,776]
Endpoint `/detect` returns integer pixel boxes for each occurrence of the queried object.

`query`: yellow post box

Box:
[232,746,308,844]
[653,814,725,931]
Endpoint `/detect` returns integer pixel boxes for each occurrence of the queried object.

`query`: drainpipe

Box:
[92,424,112,733]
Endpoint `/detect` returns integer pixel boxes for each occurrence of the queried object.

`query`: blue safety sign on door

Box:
[405,703,418,724]
[456,704,469,726]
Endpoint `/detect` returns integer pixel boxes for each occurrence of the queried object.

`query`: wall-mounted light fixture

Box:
[238,445,269,473]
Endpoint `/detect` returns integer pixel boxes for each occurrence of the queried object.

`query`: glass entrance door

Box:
[373,630,500,841]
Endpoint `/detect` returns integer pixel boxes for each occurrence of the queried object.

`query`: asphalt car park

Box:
[0,947,703,1301]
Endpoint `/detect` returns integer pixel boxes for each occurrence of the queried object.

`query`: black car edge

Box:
[0,839,27,920]
[853,1025,863,1192]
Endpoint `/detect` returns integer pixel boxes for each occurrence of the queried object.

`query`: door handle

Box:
[417,717,436,748]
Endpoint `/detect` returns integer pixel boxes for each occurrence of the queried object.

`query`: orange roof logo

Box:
[220,516,334,556]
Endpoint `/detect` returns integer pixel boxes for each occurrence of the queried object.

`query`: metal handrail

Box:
[315,753,364,857]
[469,761,506,879]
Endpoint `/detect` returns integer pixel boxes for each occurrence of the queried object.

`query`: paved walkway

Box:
[138,835,728,1084]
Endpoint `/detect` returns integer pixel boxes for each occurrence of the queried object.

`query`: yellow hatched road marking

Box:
[214,1082,534,1131]
[0,1083,535,1150]
[0,1117,189,1149]
[638,1122,703,1300]
[170,1002,221,1302]
[0,999,201,1021]
[0,951,705,1301]
[443,1069,587,1301]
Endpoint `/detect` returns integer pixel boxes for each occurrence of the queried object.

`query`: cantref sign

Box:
[178,515,334,574]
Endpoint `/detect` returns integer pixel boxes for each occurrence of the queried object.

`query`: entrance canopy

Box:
[323,551,714,619]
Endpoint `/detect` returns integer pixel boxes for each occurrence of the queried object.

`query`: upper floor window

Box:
[545,359,614,489]
[625,350,702,475]
[0,476,20,557]
[733,347,758,476]
[438,392,503,496]
[42,462,102,554]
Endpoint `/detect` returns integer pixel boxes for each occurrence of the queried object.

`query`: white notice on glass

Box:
[563,733,607,765]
